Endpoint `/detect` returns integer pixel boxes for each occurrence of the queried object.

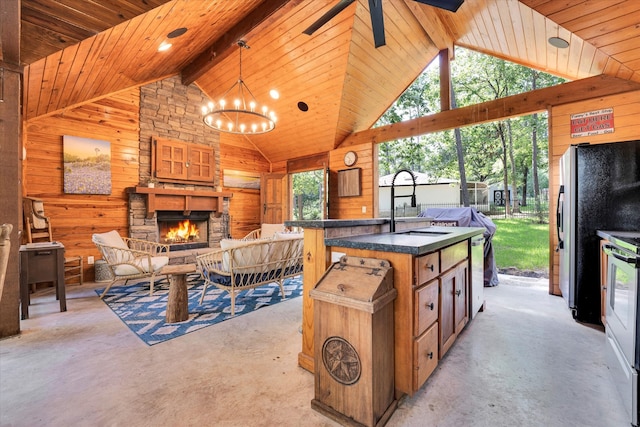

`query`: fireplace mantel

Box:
[128,186,232,219]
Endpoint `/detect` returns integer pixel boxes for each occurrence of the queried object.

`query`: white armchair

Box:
[92,230,170,298]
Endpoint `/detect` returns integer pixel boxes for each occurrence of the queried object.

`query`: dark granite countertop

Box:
[285,217,433,229]
[324,226,485,256]
[284,219,388,228]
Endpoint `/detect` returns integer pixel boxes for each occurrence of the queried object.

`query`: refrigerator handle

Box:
[556,185,564,251]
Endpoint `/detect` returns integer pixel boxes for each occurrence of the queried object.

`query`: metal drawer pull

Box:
[427,351,434,359]
[35,251,52,256]
[425,264,434,271]
[425,302,434,310]
[455,289,461,296]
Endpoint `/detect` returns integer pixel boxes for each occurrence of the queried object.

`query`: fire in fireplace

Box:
[165,220,199,243]
[157,211,209,250]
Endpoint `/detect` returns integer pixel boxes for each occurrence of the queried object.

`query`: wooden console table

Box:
[162,263,197,323]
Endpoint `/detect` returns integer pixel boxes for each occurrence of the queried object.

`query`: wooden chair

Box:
[92,230,170,298]
[22,197,52,243]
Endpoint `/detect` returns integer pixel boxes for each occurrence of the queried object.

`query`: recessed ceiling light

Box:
[167,27,188,39]
[158,41,172,52]
[269,89,280,100]
[548,37,569,49]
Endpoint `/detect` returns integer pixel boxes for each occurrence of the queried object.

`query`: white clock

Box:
[343,151,357,167]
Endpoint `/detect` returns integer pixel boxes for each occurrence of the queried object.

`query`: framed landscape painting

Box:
[223,169,261,189]
[63,135,112,195]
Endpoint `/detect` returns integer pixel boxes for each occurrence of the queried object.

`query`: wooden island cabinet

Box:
[286,219,484,398]
[328,238,473,397]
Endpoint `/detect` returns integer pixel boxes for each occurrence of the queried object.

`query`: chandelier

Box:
[202,40,276,134]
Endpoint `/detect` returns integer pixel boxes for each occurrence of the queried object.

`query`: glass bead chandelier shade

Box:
[202,40,276,134]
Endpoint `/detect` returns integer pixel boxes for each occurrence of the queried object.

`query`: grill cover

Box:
[419,207,499,286]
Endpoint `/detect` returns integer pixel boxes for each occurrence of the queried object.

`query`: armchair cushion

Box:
[113,255,169,276]
[260,223,286,238]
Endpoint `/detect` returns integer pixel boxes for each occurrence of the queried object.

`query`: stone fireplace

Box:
[128,187,231,250]
[128,74,231,256]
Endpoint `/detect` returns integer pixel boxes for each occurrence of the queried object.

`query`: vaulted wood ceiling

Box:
[14,0,640,163]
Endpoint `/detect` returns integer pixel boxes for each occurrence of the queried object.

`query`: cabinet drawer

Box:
[415,252,439,286]
[414,280,438,336]
[441,241,468,272]
[413,322,438,391]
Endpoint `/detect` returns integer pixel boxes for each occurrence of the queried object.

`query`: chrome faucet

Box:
[390,169,417,233]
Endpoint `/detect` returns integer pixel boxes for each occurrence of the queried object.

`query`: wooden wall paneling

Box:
[219,133,270,238]
[24,88,140,281]
[329,144,374,219]
[228,189,261,239]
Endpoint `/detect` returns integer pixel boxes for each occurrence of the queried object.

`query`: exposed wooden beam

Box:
[439,49,450,111]
[341,75,640,146]
[181,0,298,86]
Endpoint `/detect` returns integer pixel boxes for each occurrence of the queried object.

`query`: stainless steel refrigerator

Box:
[557,140,640,324]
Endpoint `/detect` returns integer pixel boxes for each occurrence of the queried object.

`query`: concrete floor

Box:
[0,274,629,427]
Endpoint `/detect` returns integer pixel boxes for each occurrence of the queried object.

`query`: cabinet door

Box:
[454,262,468,334]
[155,138,188,180]
[187,145,215,182]
[439,268,456,358]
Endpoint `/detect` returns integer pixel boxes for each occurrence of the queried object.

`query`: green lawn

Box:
[491,218,549,275]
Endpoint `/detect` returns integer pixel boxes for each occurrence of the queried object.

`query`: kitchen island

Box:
[286,219,484,397]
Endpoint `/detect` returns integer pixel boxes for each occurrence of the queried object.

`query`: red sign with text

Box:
[570,108,614,138]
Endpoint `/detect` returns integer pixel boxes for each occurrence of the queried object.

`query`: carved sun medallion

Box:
[322,336,361,385]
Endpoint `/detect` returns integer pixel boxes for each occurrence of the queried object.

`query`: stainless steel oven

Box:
[603,232,640,427]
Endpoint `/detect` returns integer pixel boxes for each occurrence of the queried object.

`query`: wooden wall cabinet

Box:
[153,137,215,183]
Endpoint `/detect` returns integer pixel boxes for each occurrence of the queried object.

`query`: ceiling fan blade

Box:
[303,0,356,35]
[413,0,465,12]
[369,0,386,48]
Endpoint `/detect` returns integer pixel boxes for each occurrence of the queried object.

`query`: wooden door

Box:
[261,173,285,223]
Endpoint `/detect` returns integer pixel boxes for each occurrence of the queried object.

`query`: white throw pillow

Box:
[260,223,286,239]
[113,255,169,276]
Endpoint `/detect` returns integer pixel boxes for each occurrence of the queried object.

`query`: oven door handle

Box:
[603,244,640,267]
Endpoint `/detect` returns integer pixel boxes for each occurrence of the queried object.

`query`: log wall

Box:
[548,89,640,295]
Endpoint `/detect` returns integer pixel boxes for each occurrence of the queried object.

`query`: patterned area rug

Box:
[96,275,303,345]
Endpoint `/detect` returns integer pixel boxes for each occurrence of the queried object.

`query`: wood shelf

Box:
[128,186,233,219]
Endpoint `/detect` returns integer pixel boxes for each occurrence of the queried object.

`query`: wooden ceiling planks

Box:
[20,0,171,65]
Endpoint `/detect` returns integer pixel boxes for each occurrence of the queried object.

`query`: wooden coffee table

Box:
[161,263,197,323]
